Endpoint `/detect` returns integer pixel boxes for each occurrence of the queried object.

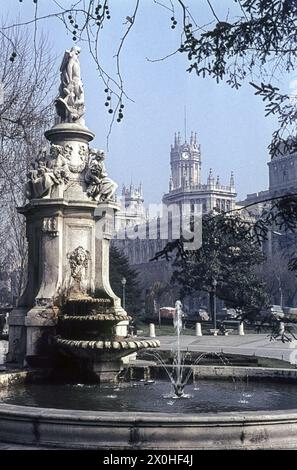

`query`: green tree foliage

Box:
[109,246,143,317]
[4,1,296,144]
[178,0,297,156]
[167,212,269,318]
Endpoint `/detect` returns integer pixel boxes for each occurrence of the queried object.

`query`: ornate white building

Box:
[238,146,297,258]
[163,131,236,213]
[113,131,236,274]
[239,142,297,209]
[115,183,146,233]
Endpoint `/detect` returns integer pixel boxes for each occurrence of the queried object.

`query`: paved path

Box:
[156,334,297,364]
[2,335,297,365]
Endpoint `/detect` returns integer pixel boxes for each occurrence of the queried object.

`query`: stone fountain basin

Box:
[0,401,297,450]
[1,368,297,449]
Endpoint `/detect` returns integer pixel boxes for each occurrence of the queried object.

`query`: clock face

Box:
[181,152,189,160]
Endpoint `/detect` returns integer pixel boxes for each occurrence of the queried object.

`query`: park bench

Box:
[210,328,234,336]
[210,329,219,336]
[223,329,234,336]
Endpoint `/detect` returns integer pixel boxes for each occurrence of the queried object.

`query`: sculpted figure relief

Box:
[25,144,71,199]
[55,46,85,123]
[67,246,91,294]
[85,148,118,202]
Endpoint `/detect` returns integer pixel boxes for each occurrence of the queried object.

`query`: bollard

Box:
[149,323,156,338]
[239,322,245,336]
[195,322,202,336]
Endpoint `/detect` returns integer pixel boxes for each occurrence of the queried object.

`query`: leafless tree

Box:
[0,27,56,299]
[256,251,297,308]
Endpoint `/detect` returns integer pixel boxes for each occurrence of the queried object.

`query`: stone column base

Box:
[92,360,123,383]
[25,306,59,367]
[6,308,27,366]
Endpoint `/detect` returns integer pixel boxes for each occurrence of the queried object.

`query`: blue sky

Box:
[2,0,292,202]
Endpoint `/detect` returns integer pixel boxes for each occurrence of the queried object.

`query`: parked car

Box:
[196,309,209,321]
[260,305,284,320]
[218,308,239,320]
[159,307,176,320]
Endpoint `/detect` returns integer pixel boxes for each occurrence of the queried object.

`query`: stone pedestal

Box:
[93,361,124,383]
[7,123,123,367]
[7,309,27,365]
[7,47,159,377]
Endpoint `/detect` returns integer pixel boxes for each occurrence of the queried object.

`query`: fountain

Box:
[172,300,185,398]
[5,45,159,382]
[141,300,235,400]
[2,48,297,450]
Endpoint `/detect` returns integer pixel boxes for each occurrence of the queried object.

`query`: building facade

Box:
[238,147,297,307]
[163,131,236,214]
[112,131,236,314]
[115,183,146,233]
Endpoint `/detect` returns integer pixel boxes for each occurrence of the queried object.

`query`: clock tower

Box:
[163,130,236,213]
[170,131,201,190]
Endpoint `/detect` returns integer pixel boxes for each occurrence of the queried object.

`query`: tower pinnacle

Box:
[230,171,235,188]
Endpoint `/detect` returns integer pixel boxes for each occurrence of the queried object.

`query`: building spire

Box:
[230,171,235,187]
[208,168,214,186]
[184,105,187,143]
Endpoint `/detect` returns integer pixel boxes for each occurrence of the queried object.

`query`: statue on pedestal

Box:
[55,46,85,123]
[8,46,160,378]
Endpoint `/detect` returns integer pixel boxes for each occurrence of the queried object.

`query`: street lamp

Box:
[211,278,217,331]
[276,274,283,307]
[121,277,126,310]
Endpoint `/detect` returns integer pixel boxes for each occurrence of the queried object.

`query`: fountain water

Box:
[172,300,185,397]
[140,300,236,399]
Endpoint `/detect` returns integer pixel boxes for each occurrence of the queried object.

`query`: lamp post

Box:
[211,278,217,331]
[276,274,283,307]
[121,277,126,310]
[272,232,286,308]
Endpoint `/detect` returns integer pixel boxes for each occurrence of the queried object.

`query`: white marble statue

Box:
[85,148,118,202]
[55,46,85,123]
[25,144,70,199]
